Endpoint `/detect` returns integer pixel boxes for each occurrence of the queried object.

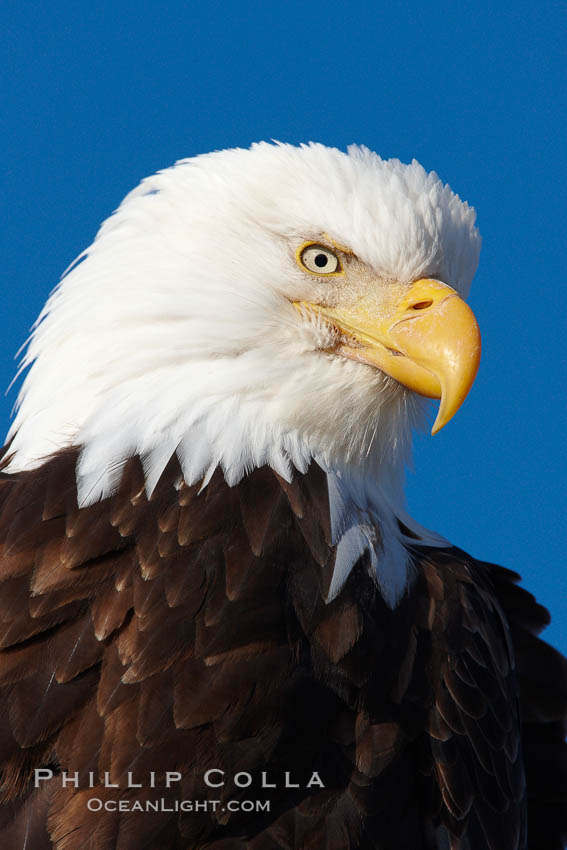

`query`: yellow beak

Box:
[295,278,481,434]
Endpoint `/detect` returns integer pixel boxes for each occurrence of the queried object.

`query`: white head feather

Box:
[5,142,480,605]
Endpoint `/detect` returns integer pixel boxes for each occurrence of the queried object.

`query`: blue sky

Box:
[1,1,565,653]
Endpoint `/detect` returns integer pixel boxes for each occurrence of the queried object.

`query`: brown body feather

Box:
[0,449,564,849]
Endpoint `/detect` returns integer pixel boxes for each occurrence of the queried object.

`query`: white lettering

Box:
[234,772,252,788]
[127,772,142,788]
[260,772,276,788]
[284,772,299,788]
[34,769,53,787]
[165,772,182,787]
[102,772,119,788]
[204,769,225,787]
[306,772,325,788]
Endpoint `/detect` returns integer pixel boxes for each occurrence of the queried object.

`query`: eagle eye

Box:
[297,243,342,276]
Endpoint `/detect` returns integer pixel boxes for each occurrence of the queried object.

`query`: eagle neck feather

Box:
[72,412,446,609]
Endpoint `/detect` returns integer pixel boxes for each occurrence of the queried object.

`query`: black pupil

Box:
[314,253,328,268]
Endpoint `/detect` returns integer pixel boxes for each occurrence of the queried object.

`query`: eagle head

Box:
[6,142,481,604]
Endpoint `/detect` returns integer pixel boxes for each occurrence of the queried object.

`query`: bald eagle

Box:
[0,143,565,850]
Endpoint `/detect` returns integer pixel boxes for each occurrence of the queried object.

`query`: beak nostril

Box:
[410,300,433,311]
